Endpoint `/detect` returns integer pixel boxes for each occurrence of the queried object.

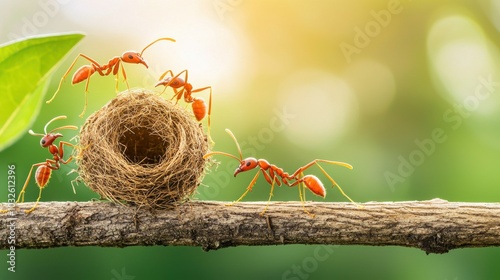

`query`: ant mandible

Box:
[155,69,213,142]
[13,116,77,214]
[46,37,176,117]
[203,129,357,216]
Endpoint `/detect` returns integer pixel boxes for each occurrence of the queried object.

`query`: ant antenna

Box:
[49,125,78,134]
[46,116,78,134]
[28,130,45,137]
[140,37,176,56]
[202,129,244,162]
[28,116,77,137]
[44,115,68,134]
[224,129,243,160]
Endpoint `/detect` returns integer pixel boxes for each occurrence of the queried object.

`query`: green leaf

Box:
[0,32,84,152]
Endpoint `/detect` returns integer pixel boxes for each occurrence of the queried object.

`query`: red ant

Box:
[203,129,357,216]
[155,69,213,142]
[46,37,176,117]
[13,116,77,214]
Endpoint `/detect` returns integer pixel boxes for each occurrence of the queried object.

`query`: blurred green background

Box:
[2,0,500,279]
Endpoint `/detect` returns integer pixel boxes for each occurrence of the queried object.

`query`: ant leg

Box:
[177,69,189,86]
[207,87,212,133]
[157,70,174,83]
[226,171,261,206]
[291,159,352,178]
[291,174,315,217]
[58,141,75,164]
[112,61,123,93]
[61,154,74,165]
[171,88,183,104]
[288,159,356,204]
[25,186,44,214]
[260,175,279,216]
[161,70,175,95]
[47,54,104,104]
[79,95,87,118]
[314,162,360,207]
[79,66,94,118]
[119,62,131,92]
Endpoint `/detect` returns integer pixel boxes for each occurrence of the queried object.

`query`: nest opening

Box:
[118,125,167,165]
[76,89,208,209]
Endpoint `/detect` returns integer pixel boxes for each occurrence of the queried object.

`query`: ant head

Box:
[234,158,258,177]
[122,38,175,70]
[203,129,258,176]
[39,133,62,148]
[121,51,148,68]
[29,116,78,148]
[154,76,185,88]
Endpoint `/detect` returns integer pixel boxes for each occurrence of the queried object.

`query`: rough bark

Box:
[1,199,500,254]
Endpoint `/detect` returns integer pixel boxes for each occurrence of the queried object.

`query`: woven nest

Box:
[76,89,208,209]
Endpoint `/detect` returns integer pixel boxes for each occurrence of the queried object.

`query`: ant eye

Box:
[128,54,134,59]
[246,161,251,167]
[40,139,46,145]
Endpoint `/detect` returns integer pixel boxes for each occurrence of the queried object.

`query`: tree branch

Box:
[1,199,500,254]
